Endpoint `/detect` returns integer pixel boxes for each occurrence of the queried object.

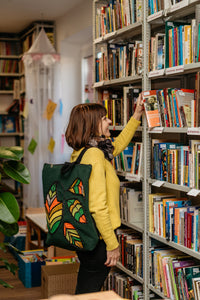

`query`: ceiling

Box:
[0,0,84,33]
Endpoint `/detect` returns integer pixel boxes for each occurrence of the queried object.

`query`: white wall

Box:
[55,0,93,161]
[56,0,93,53]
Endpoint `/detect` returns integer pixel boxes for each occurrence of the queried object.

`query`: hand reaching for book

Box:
[133,92,144,121]
[105,246,120,267]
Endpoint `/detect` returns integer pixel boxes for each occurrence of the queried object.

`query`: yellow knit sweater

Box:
[70,117,141,251]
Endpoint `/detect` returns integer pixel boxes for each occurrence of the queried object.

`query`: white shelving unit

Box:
[93,0,200,299]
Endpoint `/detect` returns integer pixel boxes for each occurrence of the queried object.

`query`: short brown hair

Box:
[65,103,107,150]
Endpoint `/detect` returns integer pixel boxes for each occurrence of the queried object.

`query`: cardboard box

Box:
[46,290,123,300]
[41,263,79,299]
[47,246,76,258]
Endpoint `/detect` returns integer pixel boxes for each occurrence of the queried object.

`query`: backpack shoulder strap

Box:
[61,147,91,175]
[75,147,90,164]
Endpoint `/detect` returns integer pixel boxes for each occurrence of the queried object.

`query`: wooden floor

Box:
[0,235,42,300]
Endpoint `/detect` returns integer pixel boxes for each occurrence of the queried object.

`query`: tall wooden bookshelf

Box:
[93,0,200,299]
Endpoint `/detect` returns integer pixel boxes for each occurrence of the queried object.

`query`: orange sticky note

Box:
[48,137,55,153]
[43,99,57,120]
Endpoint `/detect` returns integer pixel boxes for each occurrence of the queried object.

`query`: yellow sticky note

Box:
[48,137,55,153]
[43,99,57,120]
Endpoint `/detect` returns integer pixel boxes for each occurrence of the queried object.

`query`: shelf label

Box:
[165,65,184,75]
[152,180,164,187]
[187,127,200,135]
[147,10,163,22]
[148,127,164,133]
[187,189,200,197]
[125,173,141,182]
[169,0,188,12]
[148,69,165,78]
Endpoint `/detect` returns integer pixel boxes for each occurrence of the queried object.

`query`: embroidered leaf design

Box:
[67,199,87,223]
[45,183,62,233]
[64,222,83,249]
[68,178,85,196]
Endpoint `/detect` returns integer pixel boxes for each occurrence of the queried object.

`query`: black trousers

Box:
[75,239,111,294]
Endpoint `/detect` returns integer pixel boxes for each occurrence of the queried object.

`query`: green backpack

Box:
[42,147,99,251]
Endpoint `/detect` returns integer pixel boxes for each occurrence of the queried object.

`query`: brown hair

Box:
[65,103,107,150]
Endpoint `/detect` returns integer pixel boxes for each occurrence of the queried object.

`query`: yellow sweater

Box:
[70,117,141,251]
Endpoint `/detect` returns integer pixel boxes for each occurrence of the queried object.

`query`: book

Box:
[143,90,162,128]
[123,87,141,124]
[127,188,143,226]
[175,89,195,127]
[149,193,175,234]
[164,199,190,240]
[183,265,200,299]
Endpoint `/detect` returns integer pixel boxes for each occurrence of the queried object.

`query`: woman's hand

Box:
[133,92,144,121]
[104,246,120,267]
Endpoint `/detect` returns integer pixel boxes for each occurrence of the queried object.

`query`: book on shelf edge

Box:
[143,90,161,129]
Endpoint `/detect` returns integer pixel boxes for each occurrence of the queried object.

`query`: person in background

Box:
[65,93,144,294]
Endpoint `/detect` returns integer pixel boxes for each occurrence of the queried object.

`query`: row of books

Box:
[95,0,142,39]
[148,0,164,15]
[0,59,19,74]
[112,141,143,176]
[116,228,143,277]
[105,269,145,299]
[102,87,142,126]
[165,20,198,68]
[150,20,200,70]
[96,42,143,82]
[150,246,200,299]
[120,185,143,227]
[45,255,78,265]
[22,31,37,53]
[0,41,21,56]
[149,193,200,251]
[152,140,200,188]
[143,88,195,128]
[0,77,14,90]
[149,33,165,72]
[148,0,186,15]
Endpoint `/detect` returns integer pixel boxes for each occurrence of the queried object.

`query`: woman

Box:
[65,93,144,294]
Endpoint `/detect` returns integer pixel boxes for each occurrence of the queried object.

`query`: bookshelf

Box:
[93,0,200,299]
[0,21,55,215]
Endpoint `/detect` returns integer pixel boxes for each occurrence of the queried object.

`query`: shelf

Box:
[0,55,20,59]
[147,0,200,24]
[148,62,200,79]
[149,178,190,193]
[147,10,164,23]
[110,125,143,132]
[147,126,200,134]
[0,132,24,137]
[116,262,144,284]
[0,90,13,94]
[148,126,188,133]
[121,220,144,233]
[125,173,142,182]
[166,0,200,18]
[149,284,169,299]
[149,232,200,260]
[93,75,142,88]
[0,73,20,77]
[94,22,142,44]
